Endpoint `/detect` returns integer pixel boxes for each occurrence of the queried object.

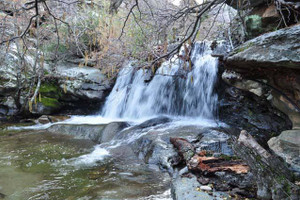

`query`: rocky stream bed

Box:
[1,114,298,200]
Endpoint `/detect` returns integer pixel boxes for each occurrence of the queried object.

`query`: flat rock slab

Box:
[171,175,226,200]
[47,124,106,143]
[225,24,300,69]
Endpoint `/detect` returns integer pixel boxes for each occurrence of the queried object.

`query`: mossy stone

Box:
[39,83,62,99]
[246,15,263,38]
[40,97,61,108]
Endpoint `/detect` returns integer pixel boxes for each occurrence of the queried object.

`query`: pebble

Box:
[200,186,212,191]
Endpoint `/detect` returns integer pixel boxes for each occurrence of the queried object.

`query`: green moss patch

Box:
[40,97,61,108]
[39,83,62,99]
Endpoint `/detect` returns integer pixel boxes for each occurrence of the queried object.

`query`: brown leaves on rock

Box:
[188,153,249,174]
[170,137,249,174]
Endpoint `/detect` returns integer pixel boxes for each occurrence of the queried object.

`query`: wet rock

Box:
[197,177,210,185]
[133,133,177,172]
[0,193,5,199]
[214,182,231,191]
[178,166,189,176]
[216,171,255,189]
[229,188,249,197]
[219,84,292,146]
[137,116,172,129]
[127,124,210,171]
[171,174,226,200]
[37,115,71,124]
[47,124,105,143]
[100,122,129,143]
[48,115,71,123]
[170,137,195,161]
[37,115,51,124]
[200,185,212,191]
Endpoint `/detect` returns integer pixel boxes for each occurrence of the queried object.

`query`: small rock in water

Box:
[179,166,189,176]
[214,183,230,191]
[0,193,6,199]
[197,177,210,185]
[200,186,212,191]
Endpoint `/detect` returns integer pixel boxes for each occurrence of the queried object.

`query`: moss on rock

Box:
[39,83,62,99]
[40,97,61,109]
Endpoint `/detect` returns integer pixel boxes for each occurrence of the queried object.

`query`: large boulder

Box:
[100,122,129,143]
[56,63,113,102]
[223,25,300,128]
[171,174,227,200]
[0,54,114,117]
[225,25,300,69]
[47,124,106,143]
[268,130,300,174]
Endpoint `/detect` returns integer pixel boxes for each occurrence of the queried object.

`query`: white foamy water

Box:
[71,145,109,167]
[9,41,225,168]
[101,42,219,120]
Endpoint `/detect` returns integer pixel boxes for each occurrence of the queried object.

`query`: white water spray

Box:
[101,42,219,120]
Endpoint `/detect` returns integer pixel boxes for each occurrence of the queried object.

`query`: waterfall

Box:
[101,41,220,120]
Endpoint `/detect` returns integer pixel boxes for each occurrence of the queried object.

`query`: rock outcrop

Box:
[223,24,300,133]
[0,51,114,120]
[222,22,300,198]
[225,24,300,69]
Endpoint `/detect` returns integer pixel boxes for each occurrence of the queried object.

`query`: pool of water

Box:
[0,129,171,200]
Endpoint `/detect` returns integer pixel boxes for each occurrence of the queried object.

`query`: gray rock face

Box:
[47,124,106,143]
[222,70,266,96]
[137,116,172,129]
[171,175,226,200]
[56,63,113,102]
[0,56,114,117]
[218,83,292,146]
[268,130,300,174]
[100,122,129,143]
[225,25,300,69]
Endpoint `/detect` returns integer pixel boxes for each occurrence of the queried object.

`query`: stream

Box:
[0,42,231,200]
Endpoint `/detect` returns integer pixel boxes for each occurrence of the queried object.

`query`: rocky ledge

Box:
[222,23,300,196]
[0,50,114,120]
[225,24,300,69]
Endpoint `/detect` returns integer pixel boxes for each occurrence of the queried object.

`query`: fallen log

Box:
[170,137,249,174]
[187,154,249,174]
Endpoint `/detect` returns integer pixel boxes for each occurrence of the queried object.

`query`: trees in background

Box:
[0,0,299,114]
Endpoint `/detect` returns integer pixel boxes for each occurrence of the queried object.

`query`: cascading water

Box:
[3,41,228,200]
[101,41,219,120]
